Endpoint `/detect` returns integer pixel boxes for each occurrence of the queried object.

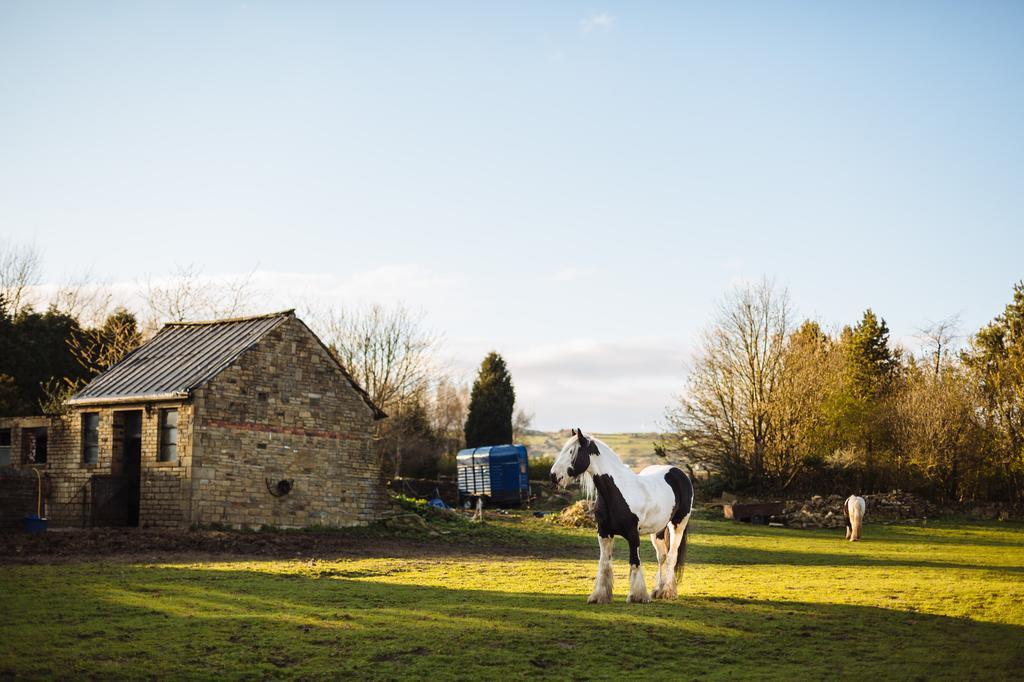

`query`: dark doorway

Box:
[121,411,142,526]
[100,410,143,527]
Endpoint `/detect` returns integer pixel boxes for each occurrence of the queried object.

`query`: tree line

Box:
[0,241,528,479]
[667,279,1024,504]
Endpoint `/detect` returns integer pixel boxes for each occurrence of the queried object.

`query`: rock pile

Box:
[548,499,596,528]
[782,491,939,529]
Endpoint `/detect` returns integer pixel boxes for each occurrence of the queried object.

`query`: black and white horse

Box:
[550,429,693,603]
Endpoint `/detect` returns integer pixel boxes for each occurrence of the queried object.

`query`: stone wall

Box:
[0,404,193,528]
[1,315,384,530]
[191,316,387,529]
[0,414,53,524]
[135,403,194,528]
[0,415,76,524]
[0,467,44,528]
[41,411,94,526]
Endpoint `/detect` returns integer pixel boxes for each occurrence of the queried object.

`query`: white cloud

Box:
[580,12,615,34]
[25,265,467,327]
[26,266,683,432]
[445,336,686,432]
[252,265,465,312]
[506,337,685,432]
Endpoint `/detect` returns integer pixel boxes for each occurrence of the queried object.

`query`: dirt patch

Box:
[0,513,583,565]
[1,526,365,563]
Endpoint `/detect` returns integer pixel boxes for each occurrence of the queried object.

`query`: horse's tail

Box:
[674,523,689,582]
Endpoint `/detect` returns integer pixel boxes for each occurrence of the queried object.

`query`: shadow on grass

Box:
[2,565,1021,680]
[346,519,1024,575]
[6,516,1019,579]
[850,522,1024,549]
[684,520,1024,573]
[515,528,1023,577]
[693,513,1024,546]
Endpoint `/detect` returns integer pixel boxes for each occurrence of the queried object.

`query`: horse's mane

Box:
[579,471,596,500]
[594,437,626,466]
[577,436,627,501]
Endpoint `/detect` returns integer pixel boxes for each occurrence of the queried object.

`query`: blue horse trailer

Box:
[456,444,530,507]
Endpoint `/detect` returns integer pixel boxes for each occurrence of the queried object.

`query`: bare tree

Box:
[0,240,42,314]
[768,320,842,488]
[916,314,962,376]
[512,406,535,442]
[892,360,984,502]
[666,279,792,488]
[141,264,260,326]
[310,303,440,413]
[430,376,469,455]
[52,271,117,327]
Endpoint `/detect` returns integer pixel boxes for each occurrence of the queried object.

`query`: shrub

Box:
[529,456,555,481]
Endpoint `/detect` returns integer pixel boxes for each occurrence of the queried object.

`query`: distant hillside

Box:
[517,430,665,469]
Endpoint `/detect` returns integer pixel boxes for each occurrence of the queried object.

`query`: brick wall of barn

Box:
[0,468,44,528]
[134,403,194,528]
[37,411,99,527]
[0,414,82,525]
[1,405,194,528]
[189,317,388,529]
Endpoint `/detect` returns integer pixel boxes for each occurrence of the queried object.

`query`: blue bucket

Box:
[22,514,48,534]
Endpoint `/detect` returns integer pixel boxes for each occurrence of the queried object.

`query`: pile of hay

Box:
[548,499,596,528]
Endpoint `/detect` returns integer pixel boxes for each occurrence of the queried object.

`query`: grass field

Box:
[2,513,1023,680]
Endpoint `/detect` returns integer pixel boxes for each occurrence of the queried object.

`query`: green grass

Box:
[2,515,1023,680]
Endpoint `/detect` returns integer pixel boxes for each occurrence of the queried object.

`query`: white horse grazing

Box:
[550,429,693,604]
[844,495,866,541]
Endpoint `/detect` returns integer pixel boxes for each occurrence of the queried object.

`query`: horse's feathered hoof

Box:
[627,592,651,604]
[587,593,612,604]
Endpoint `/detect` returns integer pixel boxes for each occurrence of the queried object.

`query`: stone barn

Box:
[0,310,389,529]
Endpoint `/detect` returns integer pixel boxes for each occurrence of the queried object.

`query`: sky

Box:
[1,1,1023,432]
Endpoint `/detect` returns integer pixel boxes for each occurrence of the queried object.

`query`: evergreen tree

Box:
[832,309,898,489]
[846,309,898,400]
[464,352,516,448]
[0,303,89,416]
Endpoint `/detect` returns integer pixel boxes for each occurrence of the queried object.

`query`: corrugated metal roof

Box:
[68,311,293,405]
